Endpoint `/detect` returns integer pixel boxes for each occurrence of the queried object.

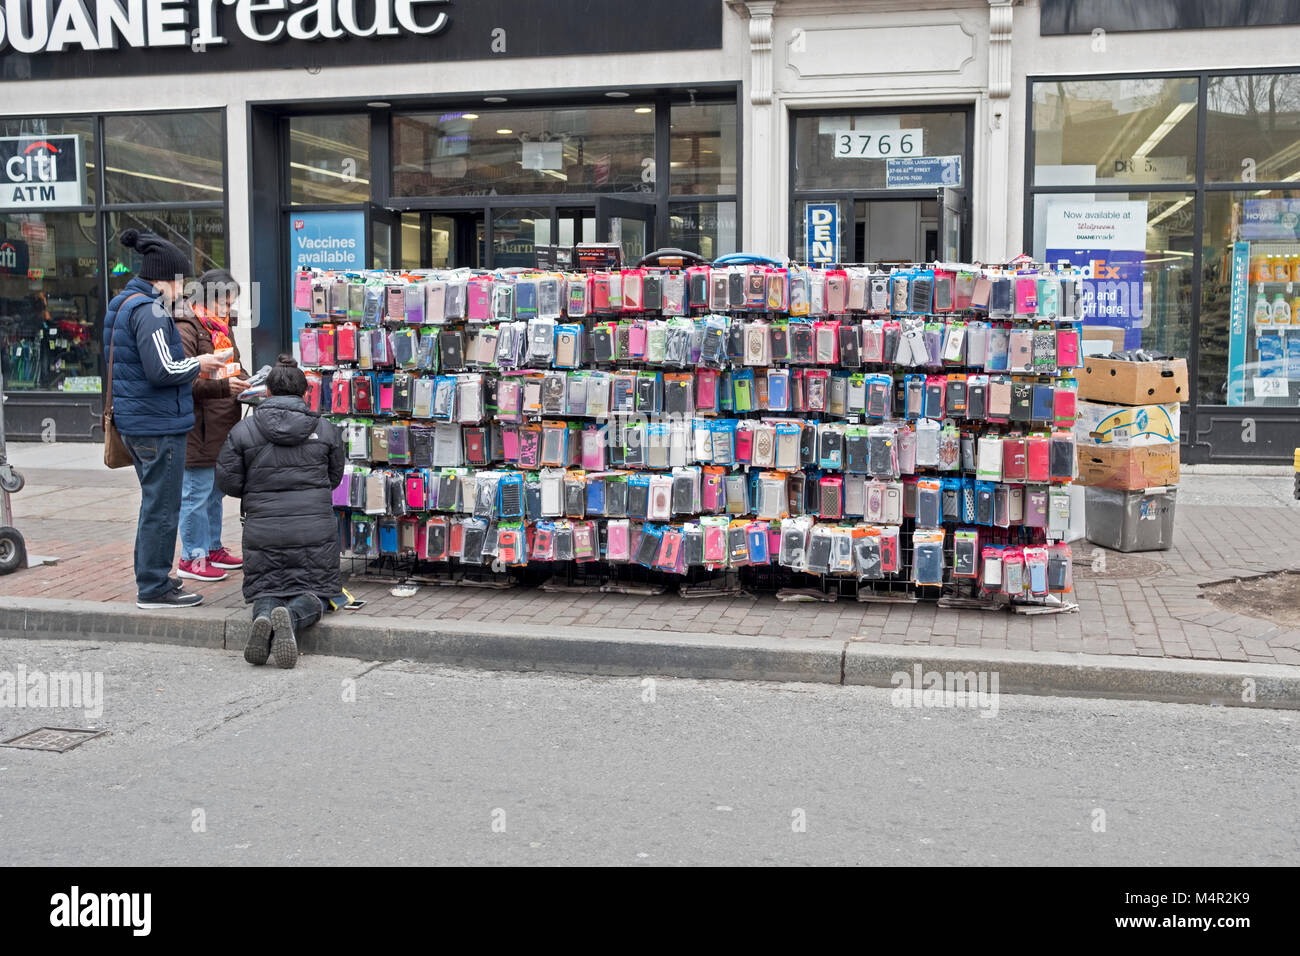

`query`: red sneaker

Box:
[177,557,228,582]
[208,547,243,570]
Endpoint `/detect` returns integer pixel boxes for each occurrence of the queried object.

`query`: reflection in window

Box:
[106,210,227,297]
[493,208,550,269]
[670,101,737,196]
[1200,189,1300,406]
[289,115,371,204]
[1205,73,1300,184]
[794,111,967,191]
[103,111,225,204]
[669,201,737,258]
[400,213,421,271]
[1032,193,1194,360]
[1032,78,1198,187]
[392,107,655,197]
[0,212,102,391]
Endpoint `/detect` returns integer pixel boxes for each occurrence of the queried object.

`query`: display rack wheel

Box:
[0,469,23,494]
[0,526,26,574]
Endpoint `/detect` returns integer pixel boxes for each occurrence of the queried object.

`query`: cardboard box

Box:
[1075,400,1180,447]
[1081,325,1127,356]
[1076,443,1179,490]
[1078,357,1188,405]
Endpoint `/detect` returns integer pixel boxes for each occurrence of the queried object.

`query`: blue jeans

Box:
[252,595,323,635]
[123,433,187,602]
[179,466,223,561]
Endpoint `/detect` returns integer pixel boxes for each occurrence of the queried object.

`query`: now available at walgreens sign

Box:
[0,0,719,79]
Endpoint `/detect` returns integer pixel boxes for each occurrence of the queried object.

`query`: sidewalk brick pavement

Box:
[3,444,1299,668]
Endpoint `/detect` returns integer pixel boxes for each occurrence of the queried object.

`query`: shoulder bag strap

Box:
[106,292,151,412]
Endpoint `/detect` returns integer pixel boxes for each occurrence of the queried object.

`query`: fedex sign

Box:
[805,202,839,264]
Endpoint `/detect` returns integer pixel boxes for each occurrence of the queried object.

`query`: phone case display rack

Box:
[294,260,1083,610]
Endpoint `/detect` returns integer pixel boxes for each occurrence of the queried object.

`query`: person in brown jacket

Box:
[175,269,249,581]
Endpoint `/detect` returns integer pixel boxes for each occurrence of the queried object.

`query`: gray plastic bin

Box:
[1084,485,1177,553]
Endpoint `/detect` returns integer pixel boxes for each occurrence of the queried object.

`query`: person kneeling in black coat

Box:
[217,356,344,668]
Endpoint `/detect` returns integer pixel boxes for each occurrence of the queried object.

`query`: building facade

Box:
[1,0,1297,461]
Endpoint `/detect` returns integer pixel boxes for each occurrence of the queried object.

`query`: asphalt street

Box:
[0,639,1296,866]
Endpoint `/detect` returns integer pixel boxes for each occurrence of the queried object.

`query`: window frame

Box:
[1024,66,1300,426]
[788,104,975,262]
[0,106,229,397]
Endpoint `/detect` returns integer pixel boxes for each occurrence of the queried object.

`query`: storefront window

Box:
[103,112,225,204]
[1205,73,1300,184]
[1032,78,1198,187]
[392,106,655,197]
[0,116,97,204]
[670,101,737,196]
[669,201,737,259]
[289,115,371,205]
[793,110,967,191]
[106,209,227,296]
[791,198,850,263]
[1032,192,1194,360]
[0,211,101,392]
[1200,189,1300,406]
[493,208,551,269]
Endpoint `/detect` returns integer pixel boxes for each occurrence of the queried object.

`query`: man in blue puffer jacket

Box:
[104,229,224,609]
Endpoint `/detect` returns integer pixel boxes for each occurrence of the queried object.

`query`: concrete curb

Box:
[843,643,1297,710]
[1,596,1297,709]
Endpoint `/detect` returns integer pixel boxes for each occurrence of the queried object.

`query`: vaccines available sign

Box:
[0,135,84,209]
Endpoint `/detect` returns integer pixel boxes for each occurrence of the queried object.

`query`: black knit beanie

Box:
[120,229,191,281]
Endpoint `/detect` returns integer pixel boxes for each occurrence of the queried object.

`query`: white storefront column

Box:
[733,0,781,253]
[984,0,1014,262]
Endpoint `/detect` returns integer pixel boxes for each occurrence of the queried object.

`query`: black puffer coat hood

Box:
[216,397,344,601]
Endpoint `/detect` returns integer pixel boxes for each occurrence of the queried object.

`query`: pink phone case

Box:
[1053,388,1077,429]
[502,425,520,462]
[294,273,313,310]
[467,279,492,321]
[607,522,630,561]
[703,526,726,564]
[1015,277,1038,315]
[1056,329,1080,367]
[628,322,647,358]
[1026,436,1050,482]
[406,475,425,509]
[697,370,718,410]
[582,429,605,470]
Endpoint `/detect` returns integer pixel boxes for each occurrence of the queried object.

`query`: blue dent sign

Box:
[805,203,839,264]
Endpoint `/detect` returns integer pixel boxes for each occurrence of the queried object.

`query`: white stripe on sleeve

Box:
[153,328,199,375]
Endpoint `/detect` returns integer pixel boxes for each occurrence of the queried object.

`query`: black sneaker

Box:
[270,606,298,669]
[245,615,272,666]
[170,577,184,592]
[137,590,203,609]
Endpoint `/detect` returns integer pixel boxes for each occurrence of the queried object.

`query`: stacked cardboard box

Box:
[1074,353,1188,551]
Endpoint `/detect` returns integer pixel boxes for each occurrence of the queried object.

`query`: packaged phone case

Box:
[912,529,945,586]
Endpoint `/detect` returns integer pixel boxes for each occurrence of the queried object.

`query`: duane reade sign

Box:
[0,0,721,80]
[0,0,450,52]
[0,134,84,209]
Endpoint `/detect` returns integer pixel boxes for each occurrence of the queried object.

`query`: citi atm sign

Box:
[0,135,84,209]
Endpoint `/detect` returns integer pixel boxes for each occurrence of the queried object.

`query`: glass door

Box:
[940,187,965,262]
[596,196,656,266]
